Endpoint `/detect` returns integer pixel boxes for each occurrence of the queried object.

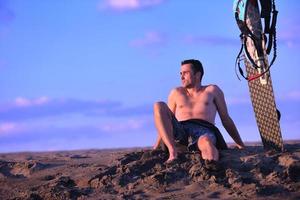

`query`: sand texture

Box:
[0,142,299,200]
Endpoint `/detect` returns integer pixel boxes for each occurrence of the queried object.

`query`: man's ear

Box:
[195,71,201,79]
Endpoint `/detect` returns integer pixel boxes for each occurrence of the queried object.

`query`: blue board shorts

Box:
[172,115,217,150]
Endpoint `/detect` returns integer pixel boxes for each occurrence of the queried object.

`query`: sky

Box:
[0,0,299,153]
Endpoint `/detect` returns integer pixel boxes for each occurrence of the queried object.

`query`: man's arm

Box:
[213,85,245,149]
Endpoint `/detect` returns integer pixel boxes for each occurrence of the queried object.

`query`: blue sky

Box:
[0,0,299,152]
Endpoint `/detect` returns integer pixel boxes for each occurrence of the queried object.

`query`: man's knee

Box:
[153,101,169,116]
[198,135,214,148]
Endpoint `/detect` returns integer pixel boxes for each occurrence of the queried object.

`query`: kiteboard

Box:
[233,0,283,151]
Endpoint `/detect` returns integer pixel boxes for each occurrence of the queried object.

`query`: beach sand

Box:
[0,141,299,199]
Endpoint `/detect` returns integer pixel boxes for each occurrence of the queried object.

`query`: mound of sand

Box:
[0,142,299,199]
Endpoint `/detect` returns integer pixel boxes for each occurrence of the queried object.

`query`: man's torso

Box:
[172,85,217,124]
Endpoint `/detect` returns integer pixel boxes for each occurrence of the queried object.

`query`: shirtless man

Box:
[153,59,245,162]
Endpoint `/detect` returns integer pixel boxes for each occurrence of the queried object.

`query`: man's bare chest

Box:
[176,92,214,110]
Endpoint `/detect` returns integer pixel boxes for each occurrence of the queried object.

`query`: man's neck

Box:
[185,83,203,95]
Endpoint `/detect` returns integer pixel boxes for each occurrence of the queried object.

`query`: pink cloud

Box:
[99,0,165,12]
[0,122,15,132]
[14,96,50,107]
[0,122,24,136]
[130,31,167,47]
[0,97,151,121]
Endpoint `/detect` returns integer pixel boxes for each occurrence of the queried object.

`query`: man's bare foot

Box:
[166,150,177,163]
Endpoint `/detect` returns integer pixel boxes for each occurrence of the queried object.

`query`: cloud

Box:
[98,0,166,12]
[0,121,156,152]
[14,96,50,107]
[130,31,167,48]
[0,114,156,152]
[0,97,152,121]
[183,35,238,46]
[0,122,22,136]
[0,96,119,121]
[0,113,154,138]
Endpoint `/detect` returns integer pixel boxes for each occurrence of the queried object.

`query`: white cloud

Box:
[105,0,139,10]
[99,0,165,11]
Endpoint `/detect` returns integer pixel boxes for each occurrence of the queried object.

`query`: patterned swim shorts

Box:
[172,115,217,150]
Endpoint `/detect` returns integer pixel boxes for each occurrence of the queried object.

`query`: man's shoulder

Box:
[168,87,185,98]
[204,84,223,93]
[171,86,185,93]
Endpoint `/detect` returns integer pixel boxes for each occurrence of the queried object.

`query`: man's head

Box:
[180,59,204,88]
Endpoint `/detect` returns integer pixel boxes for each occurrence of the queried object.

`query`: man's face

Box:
[180,64,199,88]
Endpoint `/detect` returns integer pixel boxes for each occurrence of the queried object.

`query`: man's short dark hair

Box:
[181,59,204,81]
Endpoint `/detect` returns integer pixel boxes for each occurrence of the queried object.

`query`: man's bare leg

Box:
[153,102,177,162]
[197,135,219,161]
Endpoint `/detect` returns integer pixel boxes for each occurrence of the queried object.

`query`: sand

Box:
[0,141,299,200]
